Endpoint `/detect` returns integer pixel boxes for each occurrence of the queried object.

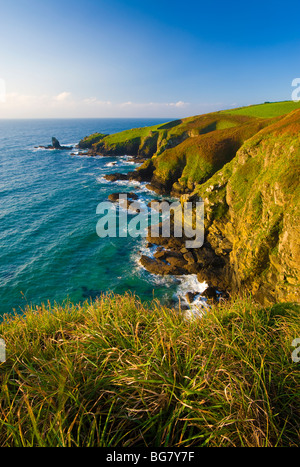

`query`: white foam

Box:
[174,274,209,317]
[123,160,138,165]
[96,176,110,184]
[114,179,141,187]
[71,153,92,158]
[135,239,209,318]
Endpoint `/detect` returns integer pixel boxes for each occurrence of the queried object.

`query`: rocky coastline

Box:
[78,105,300,306]
[103,178,226,308]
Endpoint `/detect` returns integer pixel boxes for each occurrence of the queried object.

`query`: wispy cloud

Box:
[54,91,72,102]
[0,92,205,118]
[119,100,189,109]
[168,101,189,107]
[83,97,112,106]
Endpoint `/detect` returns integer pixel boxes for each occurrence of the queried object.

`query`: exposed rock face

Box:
[190,110,300,305]
[139,110,300,305]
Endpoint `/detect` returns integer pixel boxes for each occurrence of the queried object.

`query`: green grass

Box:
[0,293,299,447]
[149,116,271,191]
[78,133,107,149]
[222,101,300,118]
[102,125,161,145]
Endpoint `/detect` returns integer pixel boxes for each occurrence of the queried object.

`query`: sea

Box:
[0,118,207,318]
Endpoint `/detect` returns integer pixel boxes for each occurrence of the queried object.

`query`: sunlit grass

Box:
[0,293,299,447]
[222,100,300,118]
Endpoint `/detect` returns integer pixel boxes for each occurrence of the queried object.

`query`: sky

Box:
[0,0,300,118]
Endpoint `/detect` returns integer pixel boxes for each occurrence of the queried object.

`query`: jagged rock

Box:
[108,192,138,202]
[52,137,61,149]
[185,292,199,303]
[201,286,218,300]
[104,173,129,182]
[36,137,72,150]
[183,251,196,264]
[140,255,187,276]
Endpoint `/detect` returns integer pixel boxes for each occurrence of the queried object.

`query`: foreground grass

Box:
[0,294,299,447]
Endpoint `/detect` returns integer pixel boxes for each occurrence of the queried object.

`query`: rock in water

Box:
[52,137,61,149]
[35,138,73,150]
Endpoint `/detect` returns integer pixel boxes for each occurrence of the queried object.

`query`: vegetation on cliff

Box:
[78,101,299,305]
[0,294,299,447]
[192,109,300,304]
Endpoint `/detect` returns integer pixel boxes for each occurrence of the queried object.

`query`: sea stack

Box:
[35,138,73,150]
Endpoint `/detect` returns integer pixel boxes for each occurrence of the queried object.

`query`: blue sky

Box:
[0,0,299,117]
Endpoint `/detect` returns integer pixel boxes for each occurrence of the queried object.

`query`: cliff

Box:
[190,109,300,305]
[79,102,300,305]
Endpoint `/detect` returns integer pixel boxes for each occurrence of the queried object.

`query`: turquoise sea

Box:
[0,118,206,317]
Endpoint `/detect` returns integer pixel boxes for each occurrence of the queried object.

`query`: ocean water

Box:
[0,118,207,318]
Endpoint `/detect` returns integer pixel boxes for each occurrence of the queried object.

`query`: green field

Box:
[222,100,300,118]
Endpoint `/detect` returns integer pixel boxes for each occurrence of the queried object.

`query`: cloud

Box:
[168,101,189,107]
[83,97,112,105]
[54,91,72,102]
[120,100,189,109]
[120,101,133,107]
[0,92,193,118]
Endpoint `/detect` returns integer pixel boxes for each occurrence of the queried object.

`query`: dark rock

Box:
[52,137,61,149]
[140,255,187,276]
[185,263,201,274]
[104,173,129,182]
[128,192,139,200]
[201,286,218,300]
[185,292,199,304]
[166,256,188,269]
[108,193,123,202]
[154,250,168,260]
[37,137,73,150]
[183,251,196,264]
[108,192,139,210]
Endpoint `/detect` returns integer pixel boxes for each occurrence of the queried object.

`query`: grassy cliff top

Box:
[0,293,299,447]
[79,101,300,151]
[222,100,300,118]
[78,101,300,193]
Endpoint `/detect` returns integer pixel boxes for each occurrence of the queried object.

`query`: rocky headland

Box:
[79,102,300,306]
